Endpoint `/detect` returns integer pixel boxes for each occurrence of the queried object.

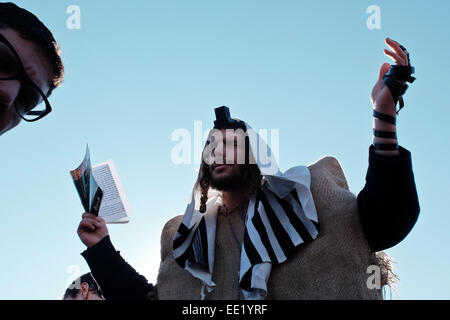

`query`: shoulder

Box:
[162,215,184,236]
[308,156,349,190]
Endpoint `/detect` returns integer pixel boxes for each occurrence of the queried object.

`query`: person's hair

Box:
[197,120,263,213]
[0,2,64,96]
[63,273,104,300]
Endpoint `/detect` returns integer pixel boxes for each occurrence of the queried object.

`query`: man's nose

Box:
[212,142,226,164]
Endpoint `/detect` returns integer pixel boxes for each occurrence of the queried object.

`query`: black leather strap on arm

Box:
[372,110,399,151]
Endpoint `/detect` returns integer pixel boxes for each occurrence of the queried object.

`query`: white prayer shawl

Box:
[172,123,319,300]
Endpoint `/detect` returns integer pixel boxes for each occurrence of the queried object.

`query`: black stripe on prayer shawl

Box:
[290,189,301,204]
[174,217,209,270]
[189,217,209,270]
[251,205,279,263]
[312,220,320,232]
[290,189,320,234]
[173,223,194,250]
[240,255,253,291]
[258,190,296,260]
[241,229,264,292]
[175,242,191,267]
[273,192,314,243]
[243,227,263,266]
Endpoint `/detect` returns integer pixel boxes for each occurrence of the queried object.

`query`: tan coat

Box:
[156,156,390,300]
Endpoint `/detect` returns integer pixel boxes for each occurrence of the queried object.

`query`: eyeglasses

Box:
[0,33,52,122]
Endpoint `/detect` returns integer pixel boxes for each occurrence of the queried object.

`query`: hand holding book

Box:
[77,213,109,248]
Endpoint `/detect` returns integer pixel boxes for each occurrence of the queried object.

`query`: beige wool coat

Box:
[156,156,394,300]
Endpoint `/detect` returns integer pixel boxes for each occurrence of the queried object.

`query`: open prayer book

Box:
[70,145,131,224]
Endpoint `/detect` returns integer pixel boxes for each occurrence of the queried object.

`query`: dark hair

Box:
[198,119,263,213]
[0,2,64,96]
[63,273,104,300]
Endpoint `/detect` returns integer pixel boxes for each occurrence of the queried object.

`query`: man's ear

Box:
[80,282,90,300]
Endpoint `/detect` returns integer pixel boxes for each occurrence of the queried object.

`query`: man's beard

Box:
[209,165,248,191]
[208,164,261,192]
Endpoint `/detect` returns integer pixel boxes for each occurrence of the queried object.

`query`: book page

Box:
[92,160,131,224]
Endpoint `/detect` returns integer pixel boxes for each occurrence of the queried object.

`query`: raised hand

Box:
[371,37,411,115]
[77,213,109,248]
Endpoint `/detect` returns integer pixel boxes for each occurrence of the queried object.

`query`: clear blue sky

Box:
[1,0,449,299]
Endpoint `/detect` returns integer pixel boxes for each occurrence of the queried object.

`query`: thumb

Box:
[378,63,391,81]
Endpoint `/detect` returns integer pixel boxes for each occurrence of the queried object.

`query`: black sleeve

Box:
[81,235,156,300]
[357,145,420,252]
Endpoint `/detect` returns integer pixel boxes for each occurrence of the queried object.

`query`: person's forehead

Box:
[0,28,53,93]
[211,128,246,138]
[208,129,247,149]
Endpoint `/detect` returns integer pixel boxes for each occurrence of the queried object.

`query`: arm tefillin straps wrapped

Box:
[382,45,416,114]
[373,129,397,139]
[373,44,415,151]
[372,110,399,151]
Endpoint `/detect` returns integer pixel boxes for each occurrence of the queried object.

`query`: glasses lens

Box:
[0,42,20,79]
[15,82,48,121]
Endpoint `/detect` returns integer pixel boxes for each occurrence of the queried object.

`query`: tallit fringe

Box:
[375,251,399,299]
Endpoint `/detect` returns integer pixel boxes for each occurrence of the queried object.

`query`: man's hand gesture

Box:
[371,37,411,115]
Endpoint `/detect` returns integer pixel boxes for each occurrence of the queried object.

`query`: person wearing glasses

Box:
[0,2,64,136]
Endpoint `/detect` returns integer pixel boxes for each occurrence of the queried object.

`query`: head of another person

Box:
[63,272,104,300]
[0,2,64,135]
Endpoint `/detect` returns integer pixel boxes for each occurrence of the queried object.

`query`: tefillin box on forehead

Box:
[213,106,247,131]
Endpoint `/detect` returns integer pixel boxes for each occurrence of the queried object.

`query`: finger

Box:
[82,217,98,225]
[385,38,408,59]
[95,216,105,224]
[82,212,98,219]
[385,38,408,62]
[401,48,411,65]
[378,63,391,81]
[384,49,406,65]
[92,220,104,228]
[78,220,96,231]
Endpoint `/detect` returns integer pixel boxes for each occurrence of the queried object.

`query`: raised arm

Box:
[77,213,156,299]
[357,38,420,252]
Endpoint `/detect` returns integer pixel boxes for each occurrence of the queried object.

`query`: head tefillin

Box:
[213,106,247,131]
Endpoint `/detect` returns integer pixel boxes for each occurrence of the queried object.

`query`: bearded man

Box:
[77,38,419,300]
